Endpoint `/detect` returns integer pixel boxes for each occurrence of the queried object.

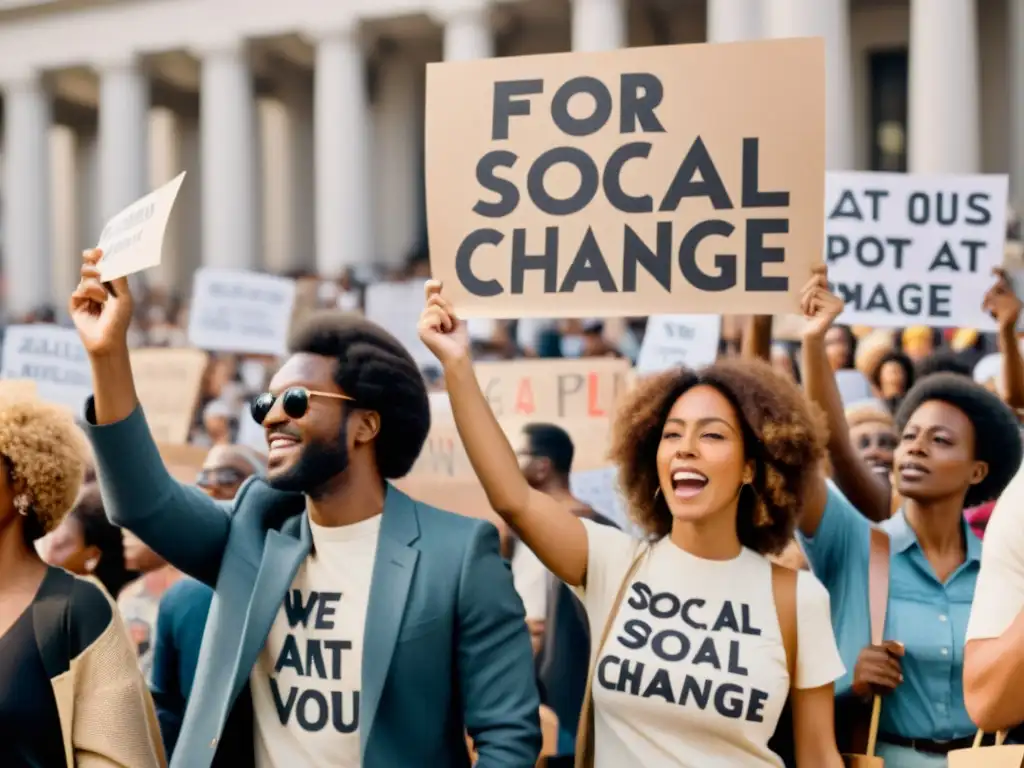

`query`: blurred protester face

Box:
[197,445,261,501]
[515,432,550,491]
[902,327,934,362]
[849,419,897,481]
[122,530,167,573]
[878,359,909,400]
[656,386,750,527]
[824,326,853,371]
[203,400,234,445]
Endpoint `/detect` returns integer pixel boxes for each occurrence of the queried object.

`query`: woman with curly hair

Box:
[0,392,164,767]
[797,269,1023,766]
[418,281,845,767]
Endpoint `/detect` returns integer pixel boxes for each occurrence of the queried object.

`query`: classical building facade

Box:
[0,0,1021,316]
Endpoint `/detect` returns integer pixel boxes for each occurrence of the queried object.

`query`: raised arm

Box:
[70,249,231,585]
[741,315,773,362]
[417,281,590,587]
[983,269,1024,412]
[798,268,890,535]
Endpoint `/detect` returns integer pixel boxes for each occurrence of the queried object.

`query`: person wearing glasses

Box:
[68,249,540,768]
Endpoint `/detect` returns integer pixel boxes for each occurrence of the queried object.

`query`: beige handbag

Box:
[842,528,890,768]
[948,730,1024,767]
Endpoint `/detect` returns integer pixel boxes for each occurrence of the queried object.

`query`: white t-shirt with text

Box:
[251,514,381,768]
[575,519,844,767]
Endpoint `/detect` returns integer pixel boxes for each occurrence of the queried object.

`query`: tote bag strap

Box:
[971,731,1009,748]
[770,563,798,685]
[865,526,891,757]
[574,545,648,768]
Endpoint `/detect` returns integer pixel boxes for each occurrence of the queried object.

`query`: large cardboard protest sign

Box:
[425,38,824,318]
[188,268,297,356]
[826,172,1009,328]
[0,325,91,414]
[636,314,721,375]
[474,357,630,420]
[411,416,613,480]
[131,348,209,444]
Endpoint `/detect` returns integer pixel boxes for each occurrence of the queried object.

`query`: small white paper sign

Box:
[0,324,91,414]
[569,466,645,537]
[97,172,186,281]
[187,268,297,356]
[636,314,721,375]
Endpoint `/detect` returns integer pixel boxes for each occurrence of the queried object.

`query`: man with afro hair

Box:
[68,250,541,768]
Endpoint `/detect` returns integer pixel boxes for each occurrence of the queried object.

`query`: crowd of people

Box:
[2,207,1024,768]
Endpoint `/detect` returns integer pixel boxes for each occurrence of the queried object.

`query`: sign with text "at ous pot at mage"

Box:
[825,172,1009,329]
[425,37,825,318]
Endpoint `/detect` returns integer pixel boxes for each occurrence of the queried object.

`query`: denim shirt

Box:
[798,483,981,741]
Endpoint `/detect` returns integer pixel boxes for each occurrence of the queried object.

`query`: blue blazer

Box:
[87,404,541,768]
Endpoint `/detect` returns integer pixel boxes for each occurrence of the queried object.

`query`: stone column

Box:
[707,0,762,42]
[198,41,260,270]
[908,0,980,173]
[2,74,52,318]
[97,56,149,221]
[571,0,627,52]
[443,4,494,61]
[313,25,372,277]
[764,0,854,170]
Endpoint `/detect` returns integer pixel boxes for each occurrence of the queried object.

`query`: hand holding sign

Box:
[418,280,471,368]
[799,266,844,342]
[68,248,134,357]
[852,640,905,698]
[982,268,1022,332]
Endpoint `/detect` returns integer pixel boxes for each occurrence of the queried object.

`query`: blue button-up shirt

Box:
[798,483,981,741]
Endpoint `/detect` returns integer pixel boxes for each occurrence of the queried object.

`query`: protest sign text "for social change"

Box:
[425,39,825,317]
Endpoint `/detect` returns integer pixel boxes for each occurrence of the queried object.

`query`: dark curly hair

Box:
[69,484,133,597]
[872,350,915,393]
[289,311,430,479]
[610,357,828,555]
[916,350,972,380]
[894,372,1022,507]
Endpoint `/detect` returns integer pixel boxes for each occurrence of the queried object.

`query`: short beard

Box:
[267,420,350,497]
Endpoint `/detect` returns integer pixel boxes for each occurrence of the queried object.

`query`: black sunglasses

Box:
[250,386,354,425]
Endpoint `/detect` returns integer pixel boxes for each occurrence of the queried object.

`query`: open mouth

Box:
[868,461,892,478]
[898,461,930,481]
[268,434,300,459]
[671,468,709,500]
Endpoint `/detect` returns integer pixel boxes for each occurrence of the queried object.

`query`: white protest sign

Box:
[569,466,645,537]
[636,314,721,375]
[188,268,297,356]
[97,172,186,281]
[0,325,91,414]
[825,172,1008,328]
[364,280,435,368]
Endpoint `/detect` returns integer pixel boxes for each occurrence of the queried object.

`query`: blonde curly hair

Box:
[0,395,88,538]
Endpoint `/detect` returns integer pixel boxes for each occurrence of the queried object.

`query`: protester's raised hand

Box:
[982,267,1021,332]
[851,641,904,698]
[68,249,134,357]
[800,265,845,341]
[418,280,471,367]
